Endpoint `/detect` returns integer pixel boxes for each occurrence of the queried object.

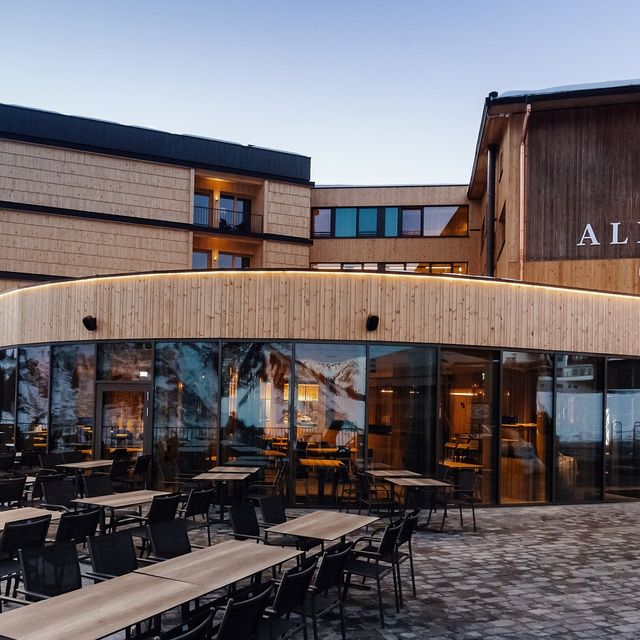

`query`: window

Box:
[384,208,398,237]
[310,262,468,274]
[358,208,378,236]
[401,209,421,236]
[423,206,469,237]
[335,208,357,238]
[312,208,331,237]
[218,253,250,269]
[194,191,211,226]
[219,194,251,231]
[192,250,211,270]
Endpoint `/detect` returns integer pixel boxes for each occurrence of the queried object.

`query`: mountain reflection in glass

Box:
[17,346,50,452]
[0,349,17,449]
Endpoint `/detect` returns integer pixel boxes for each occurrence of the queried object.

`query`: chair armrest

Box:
[82,571,112,582]
[39,502,73,512]
[15,588,50,601]
[352,534,381,546]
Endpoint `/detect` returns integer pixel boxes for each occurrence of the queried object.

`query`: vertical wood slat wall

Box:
[0,271,638,357]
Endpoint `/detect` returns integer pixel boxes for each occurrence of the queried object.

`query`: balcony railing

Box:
[193,206,263,234]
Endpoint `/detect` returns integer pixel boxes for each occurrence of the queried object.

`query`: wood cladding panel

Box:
[0,140,192,223]
[264,182,311,239]
[526,104,640,261]
[311,185,468,208]
[1,272,639,358]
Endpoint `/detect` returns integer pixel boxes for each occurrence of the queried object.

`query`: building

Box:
[2,80,640,506]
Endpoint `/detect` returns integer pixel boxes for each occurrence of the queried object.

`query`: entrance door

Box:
[95,384,152,460]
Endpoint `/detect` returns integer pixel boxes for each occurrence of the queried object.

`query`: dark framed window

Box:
[312,208,331,237]
[220,194,251,231]
[194,191,212,226]
[218,253,250,269]
[384,207,398,237]
[357,208,378,236]
[400,209,421,236]
[423,205,469,237]
[192,250,211,270]
[335,208,357,238]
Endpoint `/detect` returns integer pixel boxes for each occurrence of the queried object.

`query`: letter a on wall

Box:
[577,224,600,246]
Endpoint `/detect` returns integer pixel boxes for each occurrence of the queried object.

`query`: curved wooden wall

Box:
[0,270,638,357]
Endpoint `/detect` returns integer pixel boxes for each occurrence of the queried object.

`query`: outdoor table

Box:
[367,469,422,478]
[266,510,378,547]
[386,476,454,514]
[136,538,302,588]
[0,571,203,640]
[57,459,113,496]
[209,465,260,473]
[0,507,61,531]
[192,472,251,521]
[71,489,168,510]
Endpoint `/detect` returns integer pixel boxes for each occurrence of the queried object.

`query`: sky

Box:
[2,0,640,185]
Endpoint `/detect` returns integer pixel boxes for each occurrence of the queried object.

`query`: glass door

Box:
[95,384,151,461]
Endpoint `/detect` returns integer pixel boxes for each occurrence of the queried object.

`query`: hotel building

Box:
[2,80,640,506]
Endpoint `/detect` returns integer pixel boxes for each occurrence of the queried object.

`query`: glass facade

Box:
[0,338,636,507]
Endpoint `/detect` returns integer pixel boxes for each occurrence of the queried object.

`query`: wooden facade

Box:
[1,270,639,358]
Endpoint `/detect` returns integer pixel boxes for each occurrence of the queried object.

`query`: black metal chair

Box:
[395,509,420,606]
[229,503,265,543]
[179,488,214,546]
[40,479,77,512]
[451,470,480,532]
[107,456,130,491]
[355,469,400,523]
[87,529,142,579]
[244,462,288,504]
[17,541,82,601]
[344,522,403,628]
[54,507,101,544]
[125,454,152,490]
[212,581,273,640]
[62,451,85,464]
[39,453,64,471]
[30,471,64,505]
[258,495,288,526]
[82,474,114,497]
[156,609,215,640]
[0,476,26,509]
[308,542,352,640]
[126,493,181,556]
[147,519,191,560]
[0,453,16,476]
[0,514,51,598]
[262,557,318,640]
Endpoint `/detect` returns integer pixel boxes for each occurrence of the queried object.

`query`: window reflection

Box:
[98,343,153,381]
[0,349,16,451]
[17,346,50,454]
[555,355,603,502]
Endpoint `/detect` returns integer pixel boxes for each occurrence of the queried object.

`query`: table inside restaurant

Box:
[209,466,260,474]
[0,507,61,531]
[367,469,421,478]
[298,458,344,503]
[266,510,378,545]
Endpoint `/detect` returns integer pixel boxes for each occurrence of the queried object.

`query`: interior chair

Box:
[343,522,403,628]
[126,493,181,556]
[147,519,191,561]
[54,507,102,545]
[308,542,352,640]
[179,488,214,546]
[40,479,77,511]
[0,514,52,600]
[0,476,26,509]
[262,557,318,640]
[16,541,82,602]
[87,529,147,580]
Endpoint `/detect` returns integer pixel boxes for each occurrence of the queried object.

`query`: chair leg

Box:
[396,561,403,610]
[409,542,416,597]
[301,612,309,640]
[311,597,319,640]
[459,504,464,528]
[376,576,385,628]
[471,503,477,532]
[339,599,347,640]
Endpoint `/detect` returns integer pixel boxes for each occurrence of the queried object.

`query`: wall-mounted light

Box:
[82,315,97,331]
[366,314,379,331]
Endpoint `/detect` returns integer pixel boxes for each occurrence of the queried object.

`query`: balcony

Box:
[193,206,263,234]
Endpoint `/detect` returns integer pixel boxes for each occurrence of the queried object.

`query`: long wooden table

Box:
[136,539,302,588]
[266,510,378,542]
[57,460,112,471]
[367,469,421,478]
[0,507,61,531]
[71,489,168,509]
[0,572,203,640]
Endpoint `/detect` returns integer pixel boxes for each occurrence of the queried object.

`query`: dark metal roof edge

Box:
[488,83,640,106]
[467,98,490,199]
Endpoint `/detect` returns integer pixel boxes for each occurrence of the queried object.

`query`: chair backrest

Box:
[458,470,479,494]
[132,454,152,475]
[377,522,403,559]
[148,519,191,559]
[19,541,82,598]
[83,474,114,497]
[55,507,102,544]
[215,581,273,640]
[0,476,26,506]
[33,471,64,500]
[62,451,85,464]
[397,509,420,546]
[160,610,214,640]
[271,556,318,615]
[39,453,64,470]
[229,503,261,540]
[88,529,138,577]
[183,488,213,519]
[434,464,450,482]
[0,452,16,472]
[0,514,52,558]
[147,493,180,524]
[110,456,129,480]
[314,542,352,592]
[41,479,76,510]
[259,495,287,525]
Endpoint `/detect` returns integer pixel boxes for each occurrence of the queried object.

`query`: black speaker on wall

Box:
[366,314,380,332]
[82,315,97,332]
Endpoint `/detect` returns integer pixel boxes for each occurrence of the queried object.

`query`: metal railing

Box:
[193,206,263,234]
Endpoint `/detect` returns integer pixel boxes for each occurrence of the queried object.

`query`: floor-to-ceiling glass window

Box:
[154,342,219,481]
[221,343,292,472]
[605,357,640,499]
[500,352,552,503]
[17,346,50,455]
[293,343,366,504]
[440,349,498,504]
[50,344,96,457]
[367,345,436,474]
[0,348,17,450]
[555,355,604,502]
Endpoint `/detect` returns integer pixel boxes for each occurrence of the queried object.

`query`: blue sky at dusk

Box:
[2,0,639,184]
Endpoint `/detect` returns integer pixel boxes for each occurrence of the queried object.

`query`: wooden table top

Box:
[261,450,286,457]
[57,459,112,470]
[442,461,482,470]
[72,489,168,509]
[136,539,301,588]
[298,458,344,468]
[367,469,421,478]
[0,571,203,640]
[193,472,251,481]
[306,447,339,455]
[386,477,453,487]
[0,507,61,530]
[266,510,378,541]
[209,466,260,473]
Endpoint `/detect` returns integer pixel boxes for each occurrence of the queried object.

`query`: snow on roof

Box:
[498,79,640,99]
